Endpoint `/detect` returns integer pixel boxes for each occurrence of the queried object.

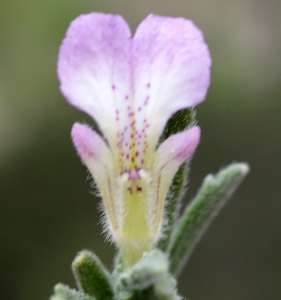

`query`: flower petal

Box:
[58,13,132,147]
[155,126,200,168]
[133,15,211,149]
[71,123,120,233]
[151,126,201,231]
[71,122,112,170]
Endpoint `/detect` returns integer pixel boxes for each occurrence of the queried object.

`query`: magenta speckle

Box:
[126,154,129,159]
[116,117,119,121]
[136,151,139,157]
[147,83,150,88]
[144,96,150,105]
[141,159,144,165]
[125,95,128,100]
[138,107,142,112]
[129,112,134,117]
[112,85,116,90]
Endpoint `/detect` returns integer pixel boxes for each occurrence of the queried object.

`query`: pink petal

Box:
[58,13,132,145]
[155,126,200,170]
[150,126,201,236]
[72,123,122,235]
[71,122,112,172]
[133,15,211,147]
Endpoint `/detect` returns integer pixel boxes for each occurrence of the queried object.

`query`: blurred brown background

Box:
[0,0,280,299]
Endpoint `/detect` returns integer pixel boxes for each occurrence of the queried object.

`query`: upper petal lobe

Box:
[58,13,132,145]
[132,14,211,148]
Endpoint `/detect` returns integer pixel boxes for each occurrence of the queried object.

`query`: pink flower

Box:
[57,13,211,265]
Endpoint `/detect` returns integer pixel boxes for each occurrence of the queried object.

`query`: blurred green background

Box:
[0,0,280,299]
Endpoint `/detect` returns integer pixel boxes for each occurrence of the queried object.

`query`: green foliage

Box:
[72,250,113,300]
[168,163,250,275]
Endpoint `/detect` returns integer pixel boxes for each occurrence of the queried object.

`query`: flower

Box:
[57,13,211,265]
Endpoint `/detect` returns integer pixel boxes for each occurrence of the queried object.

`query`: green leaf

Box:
[72,250,114,300]
[157,108,196,252]
[168,163,250,275]
[50,283,95,300]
